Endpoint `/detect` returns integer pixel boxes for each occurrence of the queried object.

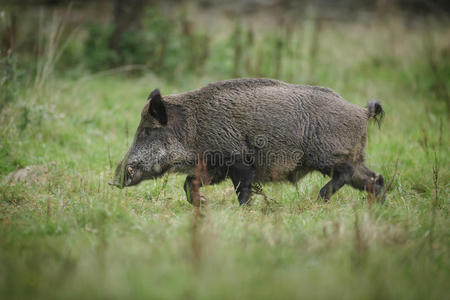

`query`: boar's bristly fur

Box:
[111,78,385,205]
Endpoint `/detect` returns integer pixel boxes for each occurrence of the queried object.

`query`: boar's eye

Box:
[141,127,151,138]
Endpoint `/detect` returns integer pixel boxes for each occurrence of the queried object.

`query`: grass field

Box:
[0,13,449,299]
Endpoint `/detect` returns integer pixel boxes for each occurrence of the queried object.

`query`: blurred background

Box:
[1,0,449,88]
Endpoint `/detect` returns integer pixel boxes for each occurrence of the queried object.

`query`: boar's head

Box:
[110,89,190,188]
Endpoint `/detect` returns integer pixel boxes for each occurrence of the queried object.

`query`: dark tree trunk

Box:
[109,0,145,52]
[1,11,17,53]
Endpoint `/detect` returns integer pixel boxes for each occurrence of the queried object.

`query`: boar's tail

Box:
[367,101,384,127]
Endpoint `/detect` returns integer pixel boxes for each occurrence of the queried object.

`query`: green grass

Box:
[0,15,449,299]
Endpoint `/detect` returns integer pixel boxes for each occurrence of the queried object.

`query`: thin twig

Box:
[380,157,399,202]
[252,183,280,206]
[107,143,112,170]
[154,173,169,202]
[429,151,440,249]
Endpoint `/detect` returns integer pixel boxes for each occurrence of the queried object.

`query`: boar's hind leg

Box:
[350,164,385,198]
[229,165,256,205]
[319,163,354,202]
[183,175,205,207]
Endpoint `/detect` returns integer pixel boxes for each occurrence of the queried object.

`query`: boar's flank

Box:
[110,78,385,206]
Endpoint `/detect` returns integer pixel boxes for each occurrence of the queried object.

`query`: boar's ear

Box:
[148,89,167,125]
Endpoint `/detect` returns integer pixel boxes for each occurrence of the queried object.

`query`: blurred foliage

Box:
[81,7,210,78]
[0,53,21,112]
[84,23,118,70]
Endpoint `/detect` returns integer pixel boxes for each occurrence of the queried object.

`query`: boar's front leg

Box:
[319,163,354,202]
[183,175,206,207]
[229,165,256,205]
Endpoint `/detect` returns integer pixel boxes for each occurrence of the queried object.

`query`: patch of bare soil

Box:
[4,166,49,186]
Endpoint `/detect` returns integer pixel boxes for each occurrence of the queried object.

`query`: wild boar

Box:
[110,78,385,206]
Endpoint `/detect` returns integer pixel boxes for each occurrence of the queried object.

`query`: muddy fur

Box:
[112,78,385,205]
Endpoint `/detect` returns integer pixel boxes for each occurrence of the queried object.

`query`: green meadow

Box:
[0,6,449,299]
